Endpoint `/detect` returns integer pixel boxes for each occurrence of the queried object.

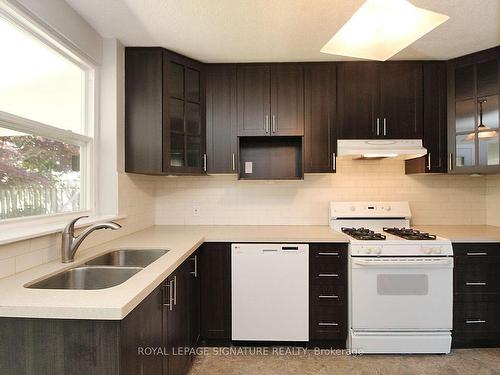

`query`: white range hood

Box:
[337,139,427,160]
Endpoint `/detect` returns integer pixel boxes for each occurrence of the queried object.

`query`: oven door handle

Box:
[352,258,453,268]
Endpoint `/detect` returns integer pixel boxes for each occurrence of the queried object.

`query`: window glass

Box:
[0,16,86,134]
[0,128,81,219]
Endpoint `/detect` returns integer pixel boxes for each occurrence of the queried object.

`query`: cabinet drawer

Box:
[310,263,346,282]
[309,244,348,264]
[454,264,500,295]
[454,301,500,332]
[309,306,347,340]
[453,243,500,264]
[311,284,346,305]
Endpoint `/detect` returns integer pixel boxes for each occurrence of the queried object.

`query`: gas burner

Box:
[383,227,437,240]
[341,227,386,240]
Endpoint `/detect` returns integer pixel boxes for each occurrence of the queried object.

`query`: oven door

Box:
[351,257,453,330]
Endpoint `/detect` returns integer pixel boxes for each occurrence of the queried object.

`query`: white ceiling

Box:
[65,0,500,63]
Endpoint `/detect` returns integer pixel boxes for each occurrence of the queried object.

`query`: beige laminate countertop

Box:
[0,225,347,320]
[414,225,500,243]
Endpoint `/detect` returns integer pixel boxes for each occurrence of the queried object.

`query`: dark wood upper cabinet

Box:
[125,47,164,174]
[337,62,378,139]
[237,64,304,137]
[406,62,447,174]
[304,63,337,173]
[206,64,238,173]
[337,62,423,139]
[379,62,423,139]
[270,64,305,135]
[125,47,206,175]
[237,65,271,136]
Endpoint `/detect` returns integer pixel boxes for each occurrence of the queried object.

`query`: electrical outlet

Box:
[192,206,200,217]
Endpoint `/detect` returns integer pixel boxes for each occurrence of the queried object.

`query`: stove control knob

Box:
[431,247,442,254]
[363,247,372,254]
[422,247,432,254]
[373,247,382,255]
[350,206,356,212]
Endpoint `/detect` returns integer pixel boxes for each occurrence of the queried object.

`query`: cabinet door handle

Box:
[466,320,486,324]
[163,280,174,311]
[318,252,339,256]
[173,275,177,306]
[318,295,339,299]
[466,282,487,286]
[203,154,207,172]
[376,118,380,136]
[265,115,270,133]
[383,118,387,136]
[272,115,276,133]
[466,252,487,256]
[318,273,339,278]
[190,255,198,278]
[427,153,431,171]
[448,153,453,171]
[332,153,336,171]
[318,322,339,326]
[232,153,236,171]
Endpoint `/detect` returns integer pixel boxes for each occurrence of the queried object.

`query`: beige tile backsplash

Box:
[2,159,500,278]
[486,174,500,227]
[156,159,488,226]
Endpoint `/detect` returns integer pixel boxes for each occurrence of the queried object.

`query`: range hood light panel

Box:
[362,153,399,158]
[320,0,449,61]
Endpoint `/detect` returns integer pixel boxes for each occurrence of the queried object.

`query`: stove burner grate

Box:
[383,227,437,240]
[341,227,386,240]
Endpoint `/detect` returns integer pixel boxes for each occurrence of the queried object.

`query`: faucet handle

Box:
[63,215,89,236]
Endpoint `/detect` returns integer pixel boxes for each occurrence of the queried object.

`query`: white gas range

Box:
[330,201,453,354]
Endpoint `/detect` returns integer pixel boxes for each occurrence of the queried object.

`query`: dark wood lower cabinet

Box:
[452,243,500,348]
[0,256,199,375]
[199,242,232,344]
[308,243,348,348]
[165,261,191,375]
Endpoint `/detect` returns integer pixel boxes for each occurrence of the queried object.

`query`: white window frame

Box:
[0,2,98,227]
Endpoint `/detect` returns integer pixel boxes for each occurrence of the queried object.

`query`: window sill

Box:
[0,214,127,246]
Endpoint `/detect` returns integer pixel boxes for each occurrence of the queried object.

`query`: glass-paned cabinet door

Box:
[455,99,475,132]
[170,132,185,167]
[478,94,499,166]
[456,133,475,167]
[452,57,500,172]
[186,136,202,168]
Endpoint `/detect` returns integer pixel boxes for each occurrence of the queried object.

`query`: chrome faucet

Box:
[61,216,121,263]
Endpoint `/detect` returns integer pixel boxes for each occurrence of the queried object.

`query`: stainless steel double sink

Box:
[26,249,169,290]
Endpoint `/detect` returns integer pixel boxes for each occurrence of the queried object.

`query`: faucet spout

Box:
[61,217,121,263]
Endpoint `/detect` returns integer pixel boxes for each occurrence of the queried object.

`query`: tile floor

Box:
[188,347,500,375]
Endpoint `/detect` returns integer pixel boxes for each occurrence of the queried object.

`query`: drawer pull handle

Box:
[466,252,487,256]
[318,273,339,278]
[318,322,339,326]
[318,252,339,256]
[318,295,339,299]
[466,320,486,324]
[465,282,487,286]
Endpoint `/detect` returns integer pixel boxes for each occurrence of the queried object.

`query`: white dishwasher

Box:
[231,243,309,341]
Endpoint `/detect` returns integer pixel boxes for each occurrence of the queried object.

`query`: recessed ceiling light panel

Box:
[320,0,449,61]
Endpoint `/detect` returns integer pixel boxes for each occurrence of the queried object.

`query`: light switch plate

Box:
[245,161,253,174]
